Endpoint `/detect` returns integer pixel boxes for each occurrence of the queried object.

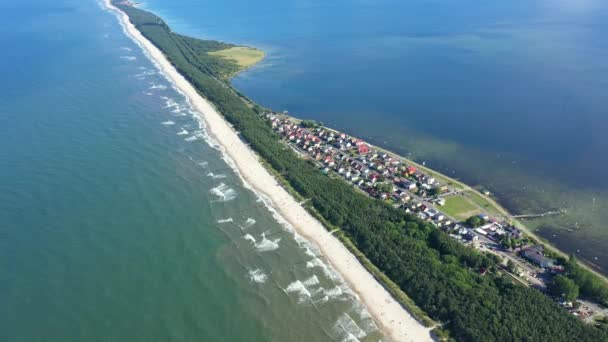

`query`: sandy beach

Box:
[105,1,433,340]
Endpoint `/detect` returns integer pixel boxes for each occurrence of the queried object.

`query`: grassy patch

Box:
[441,195,480,221]
[209,46,264,72]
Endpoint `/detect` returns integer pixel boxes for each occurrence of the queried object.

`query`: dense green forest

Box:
[113,2,608,341]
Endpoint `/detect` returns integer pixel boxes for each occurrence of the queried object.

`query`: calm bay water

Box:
[0,1,384,341]
[140,0,608,272]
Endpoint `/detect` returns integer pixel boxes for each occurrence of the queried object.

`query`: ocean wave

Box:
[302,275,320,287]
[243,234,256,244]
[248,268,268,284]
[149,83,168,90]
[209,183,237,202]
[134,69,156,79]
[334,314,366,341]
[206,172,227,179]
[243,217,256,228]
[185,130,206,142]
[120,55,136,61]
[163,97,178,108]
[161,120,175,125]
[242,232,280,252]
[217,218,233,224]
[177,128,189,136]
[120,46,132,52]
[306,257,341,282]
[198,161,208,168]
[254,233,280,252]
[285,280,312,303]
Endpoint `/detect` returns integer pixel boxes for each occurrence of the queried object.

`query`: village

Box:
[263,111,608,324]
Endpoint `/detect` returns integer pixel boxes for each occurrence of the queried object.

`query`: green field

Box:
[209,46,264,72]
[441,195,480,221]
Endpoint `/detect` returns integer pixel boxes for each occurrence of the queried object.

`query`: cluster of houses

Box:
[263,112,566,273]
[266,113,448,203]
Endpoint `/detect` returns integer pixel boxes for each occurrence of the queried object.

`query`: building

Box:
[520,245,555,268]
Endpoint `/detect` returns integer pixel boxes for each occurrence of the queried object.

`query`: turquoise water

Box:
[140,0,608,272]
[0,1,384,341]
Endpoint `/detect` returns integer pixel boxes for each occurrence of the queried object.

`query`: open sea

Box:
[0,1,385,341]
[139,0,608,272]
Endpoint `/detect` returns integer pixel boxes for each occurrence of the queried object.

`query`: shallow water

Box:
[0,1,384,340]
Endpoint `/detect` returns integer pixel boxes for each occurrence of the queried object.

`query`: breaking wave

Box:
[248,269,268,284]
[149,83,168,90]
[177,128,189,135]
[206,172,227,179]
[209,183,237,202]
[242,233,280,252]
[254,233,280,252]
[243,234,257,244]
[334,314,366,342]
[217,218,233,224]
[243,217,256,228]
[285,280,312,303]
[120,55,136,61]
[161,120,175,125]
[306,257,341,282]
[302,275,320,287]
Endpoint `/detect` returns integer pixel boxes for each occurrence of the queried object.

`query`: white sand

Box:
[105,2,433,341]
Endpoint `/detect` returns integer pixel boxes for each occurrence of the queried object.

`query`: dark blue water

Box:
[140,0,608,271]
[0,1,385,340]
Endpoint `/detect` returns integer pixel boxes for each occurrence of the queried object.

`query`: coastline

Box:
[103,1,433,341]
[305,120,608,284]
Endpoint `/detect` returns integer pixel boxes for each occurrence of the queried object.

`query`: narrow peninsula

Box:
[106,1,608,340]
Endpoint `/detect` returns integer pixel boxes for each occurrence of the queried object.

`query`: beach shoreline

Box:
[104,1,433,341]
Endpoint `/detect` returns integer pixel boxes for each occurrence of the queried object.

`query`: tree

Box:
[465,215,485,228]
[376,182,393,193]
[507,260,517,273]
[550,275,580,302]
[300,120,318,128]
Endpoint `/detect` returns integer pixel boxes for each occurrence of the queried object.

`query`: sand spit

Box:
[104,1,432,340]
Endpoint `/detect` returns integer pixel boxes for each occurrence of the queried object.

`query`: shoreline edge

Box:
[103,0,433,341]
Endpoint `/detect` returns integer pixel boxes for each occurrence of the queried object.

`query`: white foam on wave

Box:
[285,280,312,303]
[248,268,268,284]
[302,275,320,287]
[206,172,227,179]
[163,97,179,109]
[184,130,205,142]
[243,218,256,228]
[134,69,156,79]
[254,233,280,252]
[334,313,367,341]
[209,183,237,202]
[306,257,342,282]
[120,55,136,61]
[198,161,208,168]
[243,234,256,244]
[149,83,168,90]
[120,46,132,52]
[177,128,189,136]
[161,120,175,125]
[217,218,233,224]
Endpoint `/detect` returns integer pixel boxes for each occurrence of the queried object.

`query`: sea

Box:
[0,1,385,341]
[138,0,608,272]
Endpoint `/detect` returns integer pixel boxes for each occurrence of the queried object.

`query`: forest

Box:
[113,2,608,340]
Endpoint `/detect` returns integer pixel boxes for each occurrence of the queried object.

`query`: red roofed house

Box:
[357,144,370,154]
